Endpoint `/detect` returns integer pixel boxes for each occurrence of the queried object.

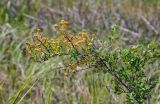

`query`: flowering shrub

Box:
[26,20,159,103]
[26,20,94,76]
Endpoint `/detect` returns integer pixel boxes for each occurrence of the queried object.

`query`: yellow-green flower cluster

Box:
[26,19,95,74]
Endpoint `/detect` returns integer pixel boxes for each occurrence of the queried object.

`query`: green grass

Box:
[0,0,159,104]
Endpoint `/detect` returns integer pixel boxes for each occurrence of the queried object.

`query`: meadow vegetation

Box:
[0,0,160,104]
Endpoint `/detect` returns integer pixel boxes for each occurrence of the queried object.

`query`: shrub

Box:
[26,20,159,104]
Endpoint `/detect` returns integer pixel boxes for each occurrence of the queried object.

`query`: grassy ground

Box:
[0,0,160,104]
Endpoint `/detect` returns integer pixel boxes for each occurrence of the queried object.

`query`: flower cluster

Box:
[26,19,94,76]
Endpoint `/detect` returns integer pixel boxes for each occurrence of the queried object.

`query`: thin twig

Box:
[38,53,69,63]
[141,16,159,35]
[120,26,140,37]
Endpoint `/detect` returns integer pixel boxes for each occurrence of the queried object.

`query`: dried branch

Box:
[120,26,140,37]
[141,16,159,35]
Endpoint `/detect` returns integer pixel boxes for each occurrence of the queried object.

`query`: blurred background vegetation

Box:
[0,0,159,104]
